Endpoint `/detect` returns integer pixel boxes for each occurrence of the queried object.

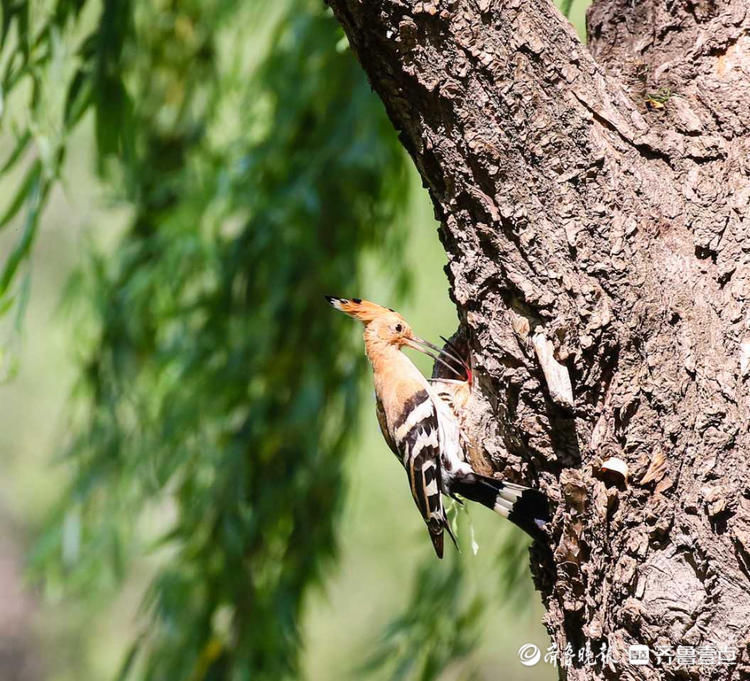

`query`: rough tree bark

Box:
[325,1,750,679]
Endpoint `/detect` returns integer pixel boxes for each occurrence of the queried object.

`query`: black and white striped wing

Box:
[392,389,455,558]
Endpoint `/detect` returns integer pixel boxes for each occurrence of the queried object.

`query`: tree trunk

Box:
[325,0,750,678]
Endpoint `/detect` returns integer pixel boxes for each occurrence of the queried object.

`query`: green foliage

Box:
[497,530,536,610]
[27,1,410,679]
[363,533,484,681]
[0,0,82,374]
[360,506,538,680]
[560,0,575,18]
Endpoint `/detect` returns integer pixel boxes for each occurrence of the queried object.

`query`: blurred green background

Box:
[0,1,589,680]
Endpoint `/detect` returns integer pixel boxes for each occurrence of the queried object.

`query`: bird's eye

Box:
[395,323,403,333]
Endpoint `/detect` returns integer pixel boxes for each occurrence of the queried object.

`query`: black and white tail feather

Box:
[449,473,550,542]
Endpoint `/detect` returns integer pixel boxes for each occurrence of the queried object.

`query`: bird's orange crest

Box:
[324,296,397,322]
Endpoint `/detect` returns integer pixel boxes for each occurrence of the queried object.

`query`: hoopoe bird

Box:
[326,296,549,558]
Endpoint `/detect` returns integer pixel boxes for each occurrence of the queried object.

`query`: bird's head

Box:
[325,296,417,348]
[325,296,470,380]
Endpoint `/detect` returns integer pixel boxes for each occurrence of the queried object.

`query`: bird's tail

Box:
[451,473,550,540]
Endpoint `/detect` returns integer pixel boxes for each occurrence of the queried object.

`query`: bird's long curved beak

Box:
[404,335,471,382]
